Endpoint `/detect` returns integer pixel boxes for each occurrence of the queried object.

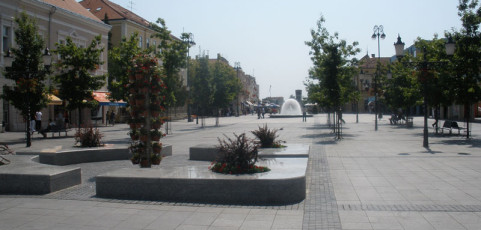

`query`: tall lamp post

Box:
[234,62,241,117]
[394,35,455,148]
[4,48,52,147]
[184,33,195,122]
[372,25,386,131]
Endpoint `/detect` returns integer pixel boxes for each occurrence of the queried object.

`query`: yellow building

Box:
[0,0,110,131]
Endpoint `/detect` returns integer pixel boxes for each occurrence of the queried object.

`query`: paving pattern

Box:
[1,114,481,229]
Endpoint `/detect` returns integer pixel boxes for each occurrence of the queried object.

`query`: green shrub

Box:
[251,124,284,148]
[74,125,104,147]
[210,133,270,174]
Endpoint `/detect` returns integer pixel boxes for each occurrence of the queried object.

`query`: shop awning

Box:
[92,92,127,107]
[48,94,62,105]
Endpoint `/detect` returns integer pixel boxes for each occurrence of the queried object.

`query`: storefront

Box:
[92,92,127,125]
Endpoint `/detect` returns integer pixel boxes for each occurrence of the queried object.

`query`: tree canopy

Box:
[2,12,49,119]
[54,35,106,125]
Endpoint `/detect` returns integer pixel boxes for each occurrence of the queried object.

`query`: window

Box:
[146,38,150,48]
[153,40,157,53]
[139,36,142,48]
[2,26,11,54]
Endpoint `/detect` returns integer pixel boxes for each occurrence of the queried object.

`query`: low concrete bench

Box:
[18,145,172,166]
[0,155,80,195]
[96,157,307,205]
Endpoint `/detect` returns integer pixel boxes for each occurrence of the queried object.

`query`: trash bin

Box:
[406,117,413,128]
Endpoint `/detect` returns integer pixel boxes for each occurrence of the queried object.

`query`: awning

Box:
[92,92,127,107]
[48,94,62,105]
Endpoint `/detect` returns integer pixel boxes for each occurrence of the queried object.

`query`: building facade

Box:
[79,0,189,120]
[0,0,110,131]
[347,54,391,114]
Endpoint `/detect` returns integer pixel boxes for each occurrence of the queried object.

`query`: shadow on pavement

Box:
[440,139,481,148]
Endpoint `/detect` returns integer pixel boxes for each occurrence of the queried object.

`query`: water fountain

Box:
[270,99,313,118]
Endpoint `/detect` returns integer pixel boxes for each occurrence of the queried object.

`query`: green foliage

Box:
[108,33,143,101]
[211,58,241,110]
[211,133,270,174]
[54,35,106,114]
[251,124,284,148]
[385,57,422,111]
[304,16,360,111]
[190,55,213,114]
[188,55,241,116]
[74,124,104,147]
[151,19,192,108]
[1,12,49,119]
[450,0,481,108]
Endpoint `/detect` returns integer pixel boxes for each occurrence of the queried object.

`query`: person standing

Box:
[35,111,42,133]
[302,107,307,122]
[110,111,115,126]
[106,111,111,126]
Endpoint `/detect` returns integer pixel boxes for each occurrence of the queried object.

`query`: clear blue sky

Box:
[109,0,461,101]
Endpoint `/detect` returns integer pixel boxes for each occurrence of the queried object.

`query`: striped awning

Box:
[92,92,127,107]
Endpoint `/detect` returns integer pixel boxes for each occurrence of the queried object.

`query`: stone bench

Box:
[0,156,81,195]
[96,157,307,205]
[18,144,172,166]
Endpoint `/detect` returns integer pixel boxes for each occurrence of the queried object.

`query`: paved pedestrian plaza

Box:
[1,114,480,229]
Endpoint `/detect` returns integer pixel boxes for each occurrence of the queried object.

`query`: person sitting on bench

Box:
[40,119,57,138]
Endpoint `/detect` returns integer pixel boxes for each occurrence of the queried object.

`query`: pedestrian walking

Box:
[35,111,42,133]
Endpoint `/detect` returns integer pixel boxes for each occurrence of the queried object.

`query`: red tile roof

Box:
[41,0,102,23]
[79,0,150,27]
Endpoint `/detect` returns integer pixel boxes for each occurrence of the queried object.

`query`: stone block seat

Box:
[0,155,80,195]
[96,157,307,205]
[96,144,310,205]
[18,144,172,166]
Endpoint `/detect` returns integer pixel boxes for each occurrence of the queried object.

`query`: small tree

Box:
[385,56,422,116]
[108,33,143,102]
[211,56,241,124]
[151,19,191,109]
[54,35,106,128]
[190,55,213,125]
[305,15,360,138]
[1,12,49,147]
[449,0,481,138]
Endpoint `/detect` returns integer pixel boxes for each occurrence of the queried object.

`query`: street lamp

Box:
[372,25,386,131]
[234,62,241,117]
[183,33,195,122]
[394,35,455,148]
[3,47,52,147]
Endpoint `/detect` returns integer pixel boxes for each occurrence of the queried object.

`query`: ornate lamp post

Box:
[4,48,52,147]
[234,62,241,117]
[183,33,195,122]
[372,25,386,131]
[394,35,455,148]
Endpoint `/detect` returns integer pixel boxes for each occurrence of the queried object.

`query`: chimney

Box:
[371,54,375,58]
